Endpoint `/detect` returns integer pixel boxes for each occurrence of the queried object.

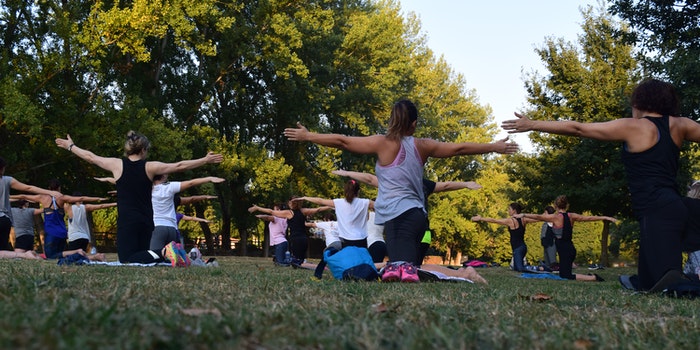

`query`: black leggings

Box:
[0,216,12,251]
[556,239,577,280]
[384,207,427,265]
[117,222,161,263]
[288,235,308,260]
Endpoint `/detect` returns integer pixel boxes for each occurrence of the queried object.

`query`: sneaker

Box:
[163,242,180,267]
[381,263,402,282]
[400,262,420,283]
[588,264,605,270]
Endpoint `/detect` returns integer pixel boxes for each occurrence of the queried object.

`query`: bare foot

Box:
[88,253,106,262]
[461,266,488,284]
[23,251,43,260]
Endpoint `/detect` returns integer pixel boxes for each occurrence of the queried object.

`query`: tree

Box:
[513,5,640,265]
[610,0,700,119]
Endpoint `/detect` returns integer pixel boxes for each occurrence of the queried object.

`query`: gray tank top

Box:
[374,136,425,224]
[0,176,12,222]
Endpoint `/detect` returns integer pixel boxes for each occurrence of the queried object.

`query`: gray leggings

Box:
[149,226,179,252]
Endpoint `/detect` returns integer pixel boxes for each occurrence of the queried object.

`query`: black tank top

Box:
[561,212,573,242]
[116,158,153,230]
[621,115,680,216]
[508,217,525,250]
[287,209,308,239]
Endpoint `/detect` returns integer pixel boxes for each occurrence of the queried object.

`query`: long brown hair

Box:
[344,179,360,203]
[386,99,418,140]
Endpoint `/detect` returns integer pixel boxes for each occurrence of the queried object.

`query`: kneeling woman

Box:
[518,195,617,281]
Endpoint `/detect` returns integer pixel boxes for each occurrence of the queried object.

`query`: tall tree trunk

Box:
[600,221,610,267]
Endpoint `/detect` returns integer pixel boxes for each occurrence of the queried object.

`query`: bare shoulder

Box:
[672,116,700,143]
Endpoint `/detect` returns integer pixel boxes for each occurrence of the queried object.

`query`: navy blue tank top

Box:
[621,115,680,216]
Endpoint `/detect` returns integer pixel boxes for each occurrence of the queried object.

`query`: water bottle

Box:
[285,251,291,263]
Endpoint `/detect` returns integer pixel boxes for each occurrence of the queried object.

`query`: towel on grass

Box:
[519,273,568,280]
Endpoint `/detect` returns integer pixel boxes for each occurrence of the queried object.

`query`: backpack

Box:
[321,246,379,281]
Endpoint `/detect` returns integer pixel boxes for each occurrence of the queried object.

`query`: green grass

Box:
[1,255,698,350]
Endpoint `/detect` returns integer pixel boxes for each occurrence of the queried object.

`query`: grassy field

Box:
[1,255,698,350]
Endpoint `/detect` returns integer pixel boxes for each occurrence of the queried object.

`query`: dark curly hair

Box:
[631,79,680,116]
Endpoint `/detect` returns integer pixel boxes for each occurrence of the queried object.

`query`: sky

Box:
[398,0,600,153]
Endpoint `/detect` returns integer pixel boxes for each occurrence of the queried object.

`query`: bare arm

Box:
[84,203,118,211]
[255,214,275,222]
[10,179,63,199]
[93,177,116,184]
[59,195,107,205]
[471,215,514,227]
[501,113,641,143]
[284,123,386,155]
[418,137,519,159]
[9,193,45,203]
[145,152,223,179]
[568,212,618,224]
[331,170,378,188]
[179,177,225,192]
[180,214,211,223]
[179,195,218,205]
[433,181,482,192]
[248,205,293,219]
[302,206,333,216]
[519,213,563,226]
[56,135,122,176]
[295,196,335,208]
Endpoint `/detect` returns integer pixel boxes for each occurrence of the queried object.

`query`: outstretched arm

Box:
[302,205,333,216]
[331,170,378,188]
[179,177,225,192]
[248,204,293,219]
[471,215,513,227]
[294,196,335,208]
[145,152,223,179]
[10,180,62,199]
[10,193,45,203]
[255,214,275,222]
[284,123,384,155]
[501,112,637,142]
[56,135,122,176]
[518,213,562,225]
[84,202,118,211]
[93,177,116,184]
[180,214,211,224]
[433,181,482,192]
[569,213,618,224]
[61,195,108,204]
[179,195,218,206]
[419,137,519,159]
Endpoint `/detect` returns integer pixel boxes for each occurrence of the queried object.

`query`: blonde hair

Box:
[124,131,151,156]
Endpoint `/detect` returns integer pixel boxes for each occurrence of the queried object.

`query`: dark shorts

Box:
[66,238,89,251]
[14,235,35,251]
